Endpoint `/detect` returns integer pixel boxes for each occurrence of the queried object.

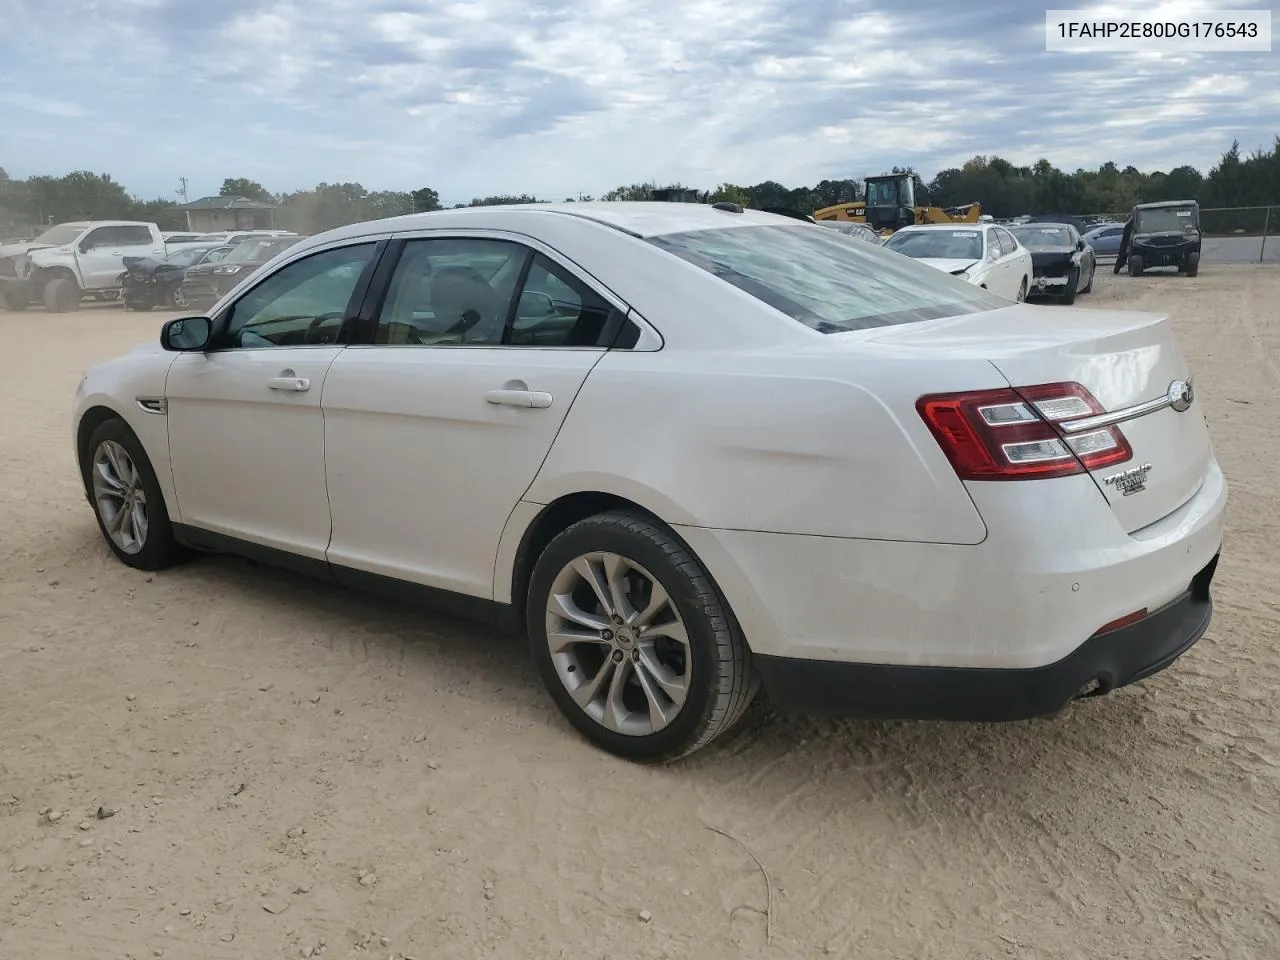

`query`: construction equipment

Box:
[812,174,981,235]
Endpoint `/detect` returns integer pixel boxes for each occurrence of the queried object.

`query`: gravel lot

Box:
[2,267,1277,960]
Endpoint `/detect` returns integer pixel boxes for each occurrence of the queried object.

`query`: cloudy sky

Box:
[1,0,1276,204]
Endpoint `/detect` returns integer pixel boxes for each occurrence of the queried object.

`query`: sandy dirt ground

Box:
[1,268,1278,960]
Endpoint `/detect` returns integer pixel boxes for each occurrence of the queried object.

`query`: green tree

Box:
[468,194,540,206]
[219,178,274,202]
[410,187,441,212]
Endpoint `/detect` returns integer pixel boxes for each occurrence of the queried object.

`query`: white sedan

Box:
[73,203,1226,762]
[882,223,1033,302]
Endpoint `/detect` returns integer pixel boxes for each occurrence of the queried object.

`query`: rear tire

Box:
[526,510,758,762]
[1016,277,1028,302]
[82,418,183,571]
[1128,255,1144,277]
[43,277,80,312]
[1081,260,1095,294]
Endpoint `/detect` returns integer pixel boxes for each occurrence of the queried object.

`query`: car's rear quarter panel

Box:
[526,348,1005,545]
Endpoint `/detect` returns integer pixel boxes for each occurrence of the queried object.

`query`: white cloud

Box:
[0,0,1274,202]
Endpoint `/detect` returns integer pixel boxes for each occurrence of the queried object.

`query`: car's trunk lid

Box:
[859,303,1212,533]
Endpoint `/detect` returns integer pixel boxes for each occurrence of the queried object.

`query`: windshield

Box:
[1136,207,1198,234]
[31,223,86,246]
[883,229,983,261]
[1010,226,1071,250]
[866,179,908,206]
[225,237,300,263]
[647,224,1004,333]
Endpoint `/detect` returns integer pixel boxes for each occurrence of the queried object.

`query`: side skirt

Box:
[171,524,520,634]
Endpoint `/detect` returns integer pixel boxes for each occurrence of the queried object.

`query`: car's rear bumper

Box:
[751,552,1216,720]
[674,455,1226,715]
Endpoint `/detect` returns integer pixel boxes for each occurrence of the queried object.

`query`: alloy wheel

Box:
[544,551,691,736]
[92,439,149,555]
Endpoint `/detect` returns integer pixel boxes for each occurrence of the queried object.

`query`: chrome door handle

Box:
[485,389,552,408]
[267,376,310,392]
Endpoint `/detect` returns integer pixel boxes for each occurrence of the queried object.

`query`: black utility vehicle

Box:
[1115,200,1202,277]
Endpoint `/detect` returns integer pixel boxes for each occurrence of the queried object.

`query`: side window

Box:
[118,225,154,246]
[511,254,615,347]
[375,237,527,346]
[986,229,1003,259]
[81,226,113,249]
[222,243,376,349]
[997,228,1018,254]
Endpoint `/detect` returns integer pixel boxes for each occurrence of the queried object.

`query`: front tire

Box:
[82,418,182,571]
[526,510,757,762]
[1128,255,1144,277]
[43,277,80,312]
[1059,267,1078,305]
[1,287,31,311]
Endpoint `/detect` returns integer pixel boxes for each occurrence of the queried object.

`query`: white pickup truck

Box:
[0,220,168,312]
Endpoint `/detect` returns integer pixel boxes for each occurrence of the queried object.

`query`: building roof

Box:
[179,195,277,210]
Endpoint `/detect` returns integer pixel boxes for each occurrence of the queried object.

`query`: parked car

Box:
[881,223,1032,301]
[0,220,167,311]
[161,232,212,245]
[1116,201,1202,277]
[176,235,305,309]
[197,230,297,245]
[1082,223,1126,257]
[817,220,882,244]
[118,244,236,311]
[1008,222,1097,304]
[72,202,1225,762]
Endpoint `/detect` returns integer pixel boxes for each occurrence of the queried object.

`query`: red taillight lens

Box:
[917,381,1132,481]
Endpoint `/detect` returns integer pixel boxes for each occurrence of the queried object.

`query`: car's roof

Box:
[301,202,796,247]
[1134,200,1198,210]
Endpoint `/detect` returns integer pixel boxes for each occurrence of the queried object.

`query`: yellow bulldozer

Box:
[813,173,981,236]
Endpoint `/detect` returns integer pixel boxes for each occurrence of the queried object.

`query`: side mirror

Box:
[161,316,213,352]
[517,290,555,317]
[78,241,92,254]
[1077,239,1086,251]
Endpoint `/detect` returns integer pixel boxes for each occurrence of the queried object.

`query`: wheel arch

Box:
[75,401,180,520]
[76,403,130,491]
[34,264,80,288]
[502,491,745,646]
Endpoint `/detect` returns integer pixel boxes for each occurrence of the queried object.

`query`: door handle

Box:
[267,376,311,392]
[485,389,552,408]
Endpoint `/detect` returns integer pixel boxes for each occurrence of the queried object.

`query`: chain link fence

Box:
[1199,206,1276,263]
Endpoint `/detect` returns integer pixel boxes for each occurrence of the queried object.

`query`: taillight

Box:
[917,381,1132,481]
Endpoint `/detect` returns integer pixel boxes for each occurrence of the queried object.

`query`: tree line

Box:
[2,135,1276,239]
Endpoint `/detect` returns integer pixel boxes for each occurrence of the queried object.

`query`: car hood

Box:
[916,258,980,275]
[0,241,53,259]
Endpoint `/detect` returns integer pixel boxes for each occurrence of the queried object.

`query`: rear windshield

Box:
[648,224,1004,333]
